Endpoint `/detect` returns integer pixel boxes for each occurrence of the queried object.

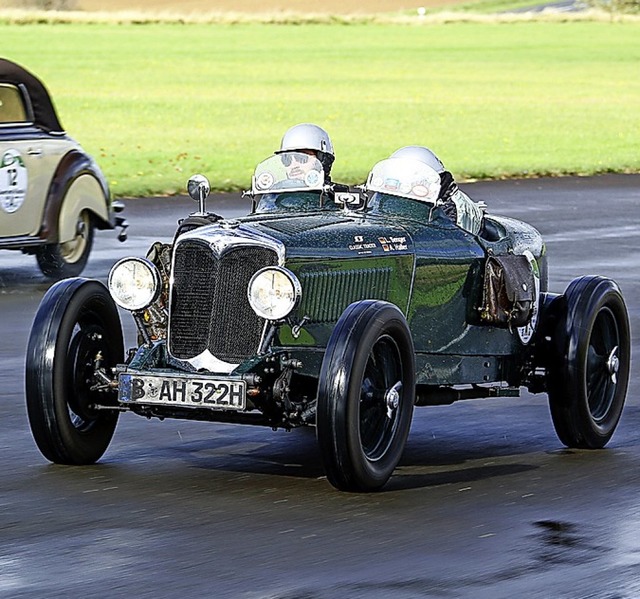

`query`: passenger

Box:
[389,146,484,235]
[275,123,335,184]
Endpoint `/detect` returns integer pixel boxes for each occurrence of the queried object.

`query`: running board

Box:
[415,385,521,406]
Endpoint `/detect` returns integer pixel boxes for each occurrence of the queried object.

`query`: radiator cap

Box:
[219,219,240,229]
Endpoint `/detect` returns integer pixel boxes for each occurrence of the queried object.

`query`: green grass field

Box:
[1,20,639,196]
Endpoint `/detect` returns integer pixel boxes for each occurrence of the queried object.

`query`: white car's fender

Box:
[58,173,109,243]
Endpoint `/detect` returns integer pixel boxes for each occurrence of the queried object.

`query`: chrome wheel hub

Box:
[606,346,620,384]
[385,381,402,419]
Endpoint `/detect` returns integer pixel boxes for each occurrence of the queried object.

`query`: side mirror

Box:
[187,174,211,215]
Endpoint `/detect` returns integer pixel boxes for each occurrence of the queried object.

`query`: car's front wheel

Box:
[26,278,123,464]
[36,210,94,279]
[316,300,415,492]
[546,276,630,449]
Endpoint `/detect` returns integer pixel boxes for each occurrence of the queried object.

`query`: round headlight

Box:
[108,258,161,311]
[247,267,301,321]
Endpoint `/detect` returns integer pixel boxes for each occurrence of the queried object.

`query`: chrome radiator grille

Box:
[169,239,278,364]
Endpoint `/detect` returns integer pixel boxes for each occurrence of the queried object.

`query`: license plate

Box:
[118,373,246,410]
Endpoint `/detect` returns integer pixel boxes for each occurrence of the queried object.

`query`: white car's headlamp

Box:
[108,257,161,312]
[247,267,301,321]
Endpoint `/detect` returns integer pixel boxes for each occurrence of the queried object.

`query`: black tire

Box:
[546,276,630,449]
[36,210,94,279]
[317,300,415,492]
[26,278,124,464]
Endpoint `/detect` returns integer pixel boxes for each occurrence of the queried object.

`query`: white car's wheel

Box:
[36,210,94,279]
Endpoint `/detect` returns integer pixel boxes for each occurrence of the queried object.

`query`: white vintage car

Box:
[0,58,126,278]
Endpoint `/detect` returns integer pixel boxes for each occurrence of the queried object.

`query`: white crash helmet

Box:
[277,123,334,156]
[390,146,445,174]
[276,123,335,174]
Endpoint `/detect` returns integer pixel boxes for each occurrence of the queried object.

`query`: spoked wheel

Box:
[317,300,415,492]
[26,278,123,464]
[36,210,94,279]
[586,308,622,422]
[359,336,405,461]
[547,276,630,449]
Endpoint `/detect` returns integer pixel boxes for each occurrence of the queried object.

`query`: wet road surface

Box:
[0,174,639,598]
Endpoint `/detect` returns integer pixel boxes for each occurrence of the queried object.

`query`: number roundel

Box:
[0,149,28,214]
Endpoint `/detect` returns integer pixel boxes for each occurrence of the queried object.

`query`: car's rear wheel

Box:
[36,210,94,279]
[317,300,415,492]
[26,278,123,464]
[547,276,630,449]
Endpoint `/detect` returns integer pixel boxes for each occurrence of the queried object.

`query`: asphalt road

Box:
[506,0,588,12]
[0,174,639,599]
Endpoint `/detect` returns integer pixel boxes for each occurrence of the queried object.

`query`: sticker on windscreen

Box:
[0,149,28,214]
[304,169,322,187]
[255,171,275,191]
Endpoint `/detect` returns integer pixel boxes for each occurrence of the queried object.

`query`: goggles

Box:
[281,153,311,167]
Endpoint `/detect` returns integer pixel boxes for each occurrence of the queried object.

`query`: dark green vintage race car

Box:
[25,153,631,491]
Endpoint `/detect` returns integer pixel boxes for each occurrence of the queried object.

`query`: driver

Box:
[254,123,337,212]
[280,149,319,184]
[389,146,485,236]
[275,123,335,184]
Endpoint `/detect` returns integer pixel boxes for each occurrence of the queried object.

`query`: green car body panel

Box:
[234,192,547,386]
